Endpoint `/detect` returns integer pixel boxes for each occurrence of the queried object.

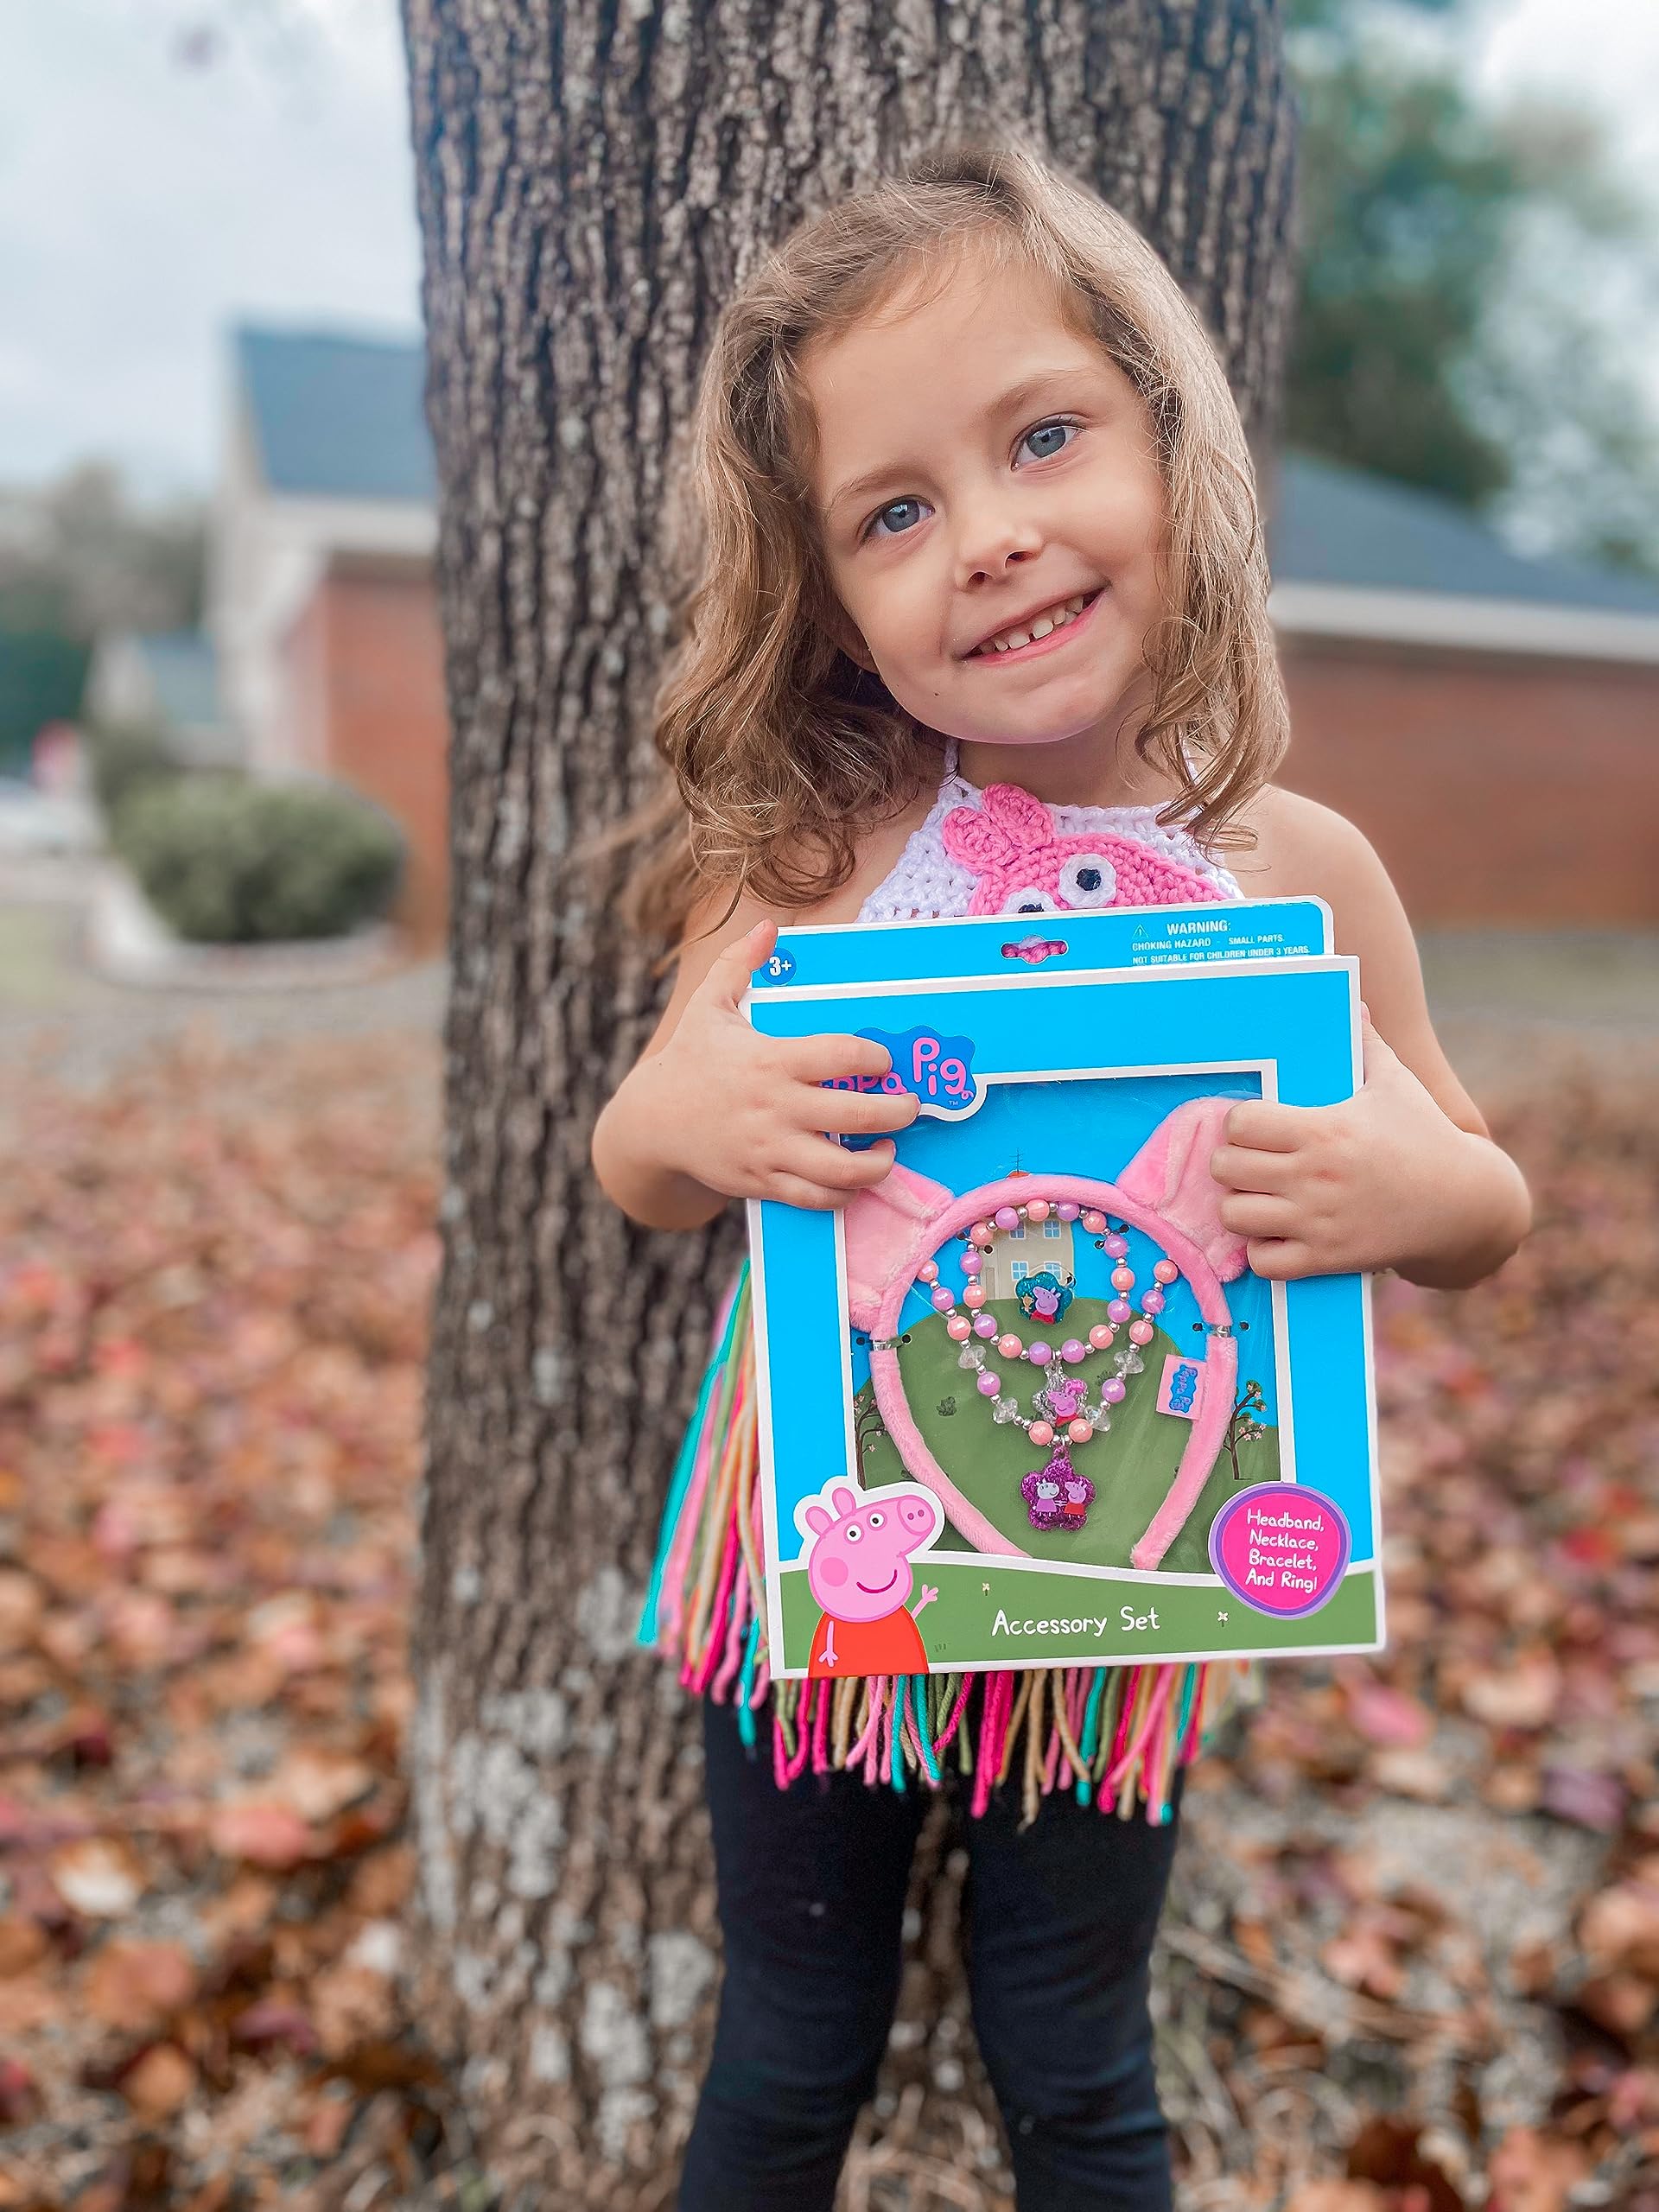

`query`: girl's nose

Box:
[952,494,1043,590]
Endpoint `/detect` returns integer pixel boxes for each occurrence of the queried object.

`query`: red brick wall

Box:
[1278,639,1659,925]
[281,569,450,949]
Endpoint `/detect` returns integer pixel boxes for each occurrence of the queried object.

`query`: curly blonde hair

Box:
[609,133,1288,950]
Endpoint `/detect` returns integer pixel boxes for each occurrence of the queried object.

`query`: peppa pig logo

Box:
[823,1026,979,1150]
[794,1478,944,1680]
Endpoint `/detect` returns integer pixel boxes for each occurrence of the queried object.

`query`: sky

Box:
[2,0,1657,500]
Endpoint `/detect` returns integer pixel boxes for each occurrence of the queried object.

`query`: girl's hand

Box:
[647,919,920,1211]
[1208,1007,1524,1284]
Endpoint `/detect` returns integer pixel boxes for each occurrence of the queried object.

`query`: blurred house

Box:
[209,327,446,945]
[84,629,233,767]
[206,323,1659,937]
[1272,457,1659,926]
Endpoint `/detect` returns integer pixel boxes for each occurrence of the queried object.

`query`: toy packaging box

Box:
[743,901,1384,1683]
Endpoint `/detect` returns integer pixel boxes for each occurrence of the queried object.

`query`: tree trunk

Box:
[399,3,1295,2199]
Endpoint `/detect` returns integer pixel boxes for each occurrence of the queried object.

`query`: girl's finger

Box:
[1209,1141,1296,1194]
[1245,1236,1318,1281]
[780,1033,897,1084]
[1218,1192,1298,1238]
[703,919,779,1010]
[809,1086,920,1136]
[1222,1099,1310,1154]
[777,1136,899,1192]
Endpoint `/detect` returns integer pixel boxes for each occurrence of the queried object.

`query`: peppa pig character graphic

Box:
[796,1479,944,1680]
[944,783,1226,916]
[1016,1270,1072,1326]
[1058,1464,1096,1531]
[1038,1376,1086,1426]
[1020,1466,1065,1532]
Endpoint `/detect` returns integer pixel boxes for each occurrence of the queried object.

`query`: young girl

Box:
[593,140,1529,2212]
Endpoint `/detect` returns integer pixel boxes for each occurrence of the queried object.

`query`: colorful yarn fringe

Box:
[639,1263,1253,1827]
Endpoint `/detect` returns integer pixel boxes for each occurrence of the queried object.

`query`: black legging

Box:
[677,1688,1181,2211]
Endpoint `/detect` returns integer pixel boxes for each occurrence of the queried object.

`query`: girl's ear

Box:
[821,601,879,674]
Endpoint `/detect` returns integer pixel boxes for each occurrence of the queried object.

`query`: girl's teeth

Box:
[983,594,1088,655]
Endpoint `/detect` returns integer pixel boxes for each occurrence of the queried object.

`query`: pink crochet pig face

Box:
[942,783,1224,918]
[801,1482,941,1622]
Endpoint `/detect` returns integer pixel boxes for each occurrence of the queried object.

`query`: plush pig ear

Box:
[941,800,1017,874]
[843,1161,956,1330]
[1116,1096,1249,1281]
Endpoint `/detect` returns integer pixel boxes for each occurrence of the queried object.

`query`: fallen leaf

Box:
[85,1942,197,2031]
[120,2043,196,2120]
[48,1837,143,1918]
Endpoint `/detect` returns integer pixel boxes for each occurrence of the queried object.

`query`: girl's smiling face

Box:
[801,243,1169,779]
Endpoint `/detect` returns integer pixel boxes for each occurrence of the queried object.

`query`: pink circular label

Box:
[1209,1483,1351,1618]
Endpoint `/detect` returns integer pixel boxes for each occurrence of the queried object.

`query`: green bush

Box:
[114,775,406,944]
[86,721,186,825]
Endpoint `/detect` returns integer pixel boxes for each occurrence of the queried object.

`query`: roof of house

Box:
[229,324,1659,627]
[1271,453,1659,618]
[235,326,435,504]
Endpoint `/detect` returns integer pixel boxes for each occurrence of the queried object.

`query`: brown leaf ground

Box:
[1,1020,1657,2211]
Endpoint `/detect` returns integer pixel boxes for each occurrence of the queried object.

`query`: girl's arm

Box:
[591,893,919,1234]
[1213,791,1532,1289]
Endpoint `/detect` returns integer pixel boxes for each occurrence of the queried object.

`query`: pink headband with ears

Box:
[842,1096,1249,1573]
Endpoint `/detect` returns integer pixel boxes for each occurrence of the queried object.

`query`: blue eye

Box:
[1022,419,1077,461]
[859,418,1080,543]
[868,497,928,542]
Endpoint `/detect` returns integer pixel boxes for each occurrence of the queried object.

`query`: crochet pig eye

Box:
[1057,853,1116,908]
[1001,885,1060,917]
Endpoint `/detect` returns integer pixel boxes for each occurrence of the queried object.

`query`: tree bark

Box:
[399,3,1295,2199]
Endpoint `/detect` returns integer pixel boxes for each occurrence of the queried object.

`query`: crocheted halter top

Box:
[639,739,1251,1827]
[856,736,1241,923]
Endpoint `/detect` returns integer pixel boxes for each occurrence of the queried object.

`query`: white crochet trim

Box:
[856,737,1241,922]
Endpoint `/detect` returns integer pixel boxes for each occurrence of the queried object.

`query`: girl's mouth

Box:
[966,586,1105,666]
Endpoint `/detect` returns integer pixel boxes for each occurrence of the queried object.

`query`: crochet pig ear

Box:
[940,801,1015,874]
[842,1161,955,1330]
[1116,1096,1249,1281]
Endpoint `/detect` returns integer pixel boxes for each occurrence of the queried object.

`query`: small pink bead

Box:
[963,1284,986,1309]
[1111,1265,1135,1293]
[1108,1299,1132,1324]
[1060,1338,1086,1363]
[1104,1233,1128,1259]
[994,1205,1020,1231]
[974,1315,999,1339]
[947,1315,972,1341]
[918,1260,938,1284]
[1026,1198,1050,1224]
[1103,1378,1128,1404]
[931,1286,955,1313]
[1058,1201,1081,1223]
[1068,1420,1092,1445]
[1154,1259,1179,1285]
[1029,1421,1054,1449]
[1080,1209,1106,1235]
[1088,1325,1116,1350]
[1141,1289,1166,1315]
[971,1222,994,1249]
[1129,1319,1155,1346]
[976,1370,1001,1397]
[997,1332,1024,1360]
[1027,1341,1052,1366]
[962,1251,982,1277]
